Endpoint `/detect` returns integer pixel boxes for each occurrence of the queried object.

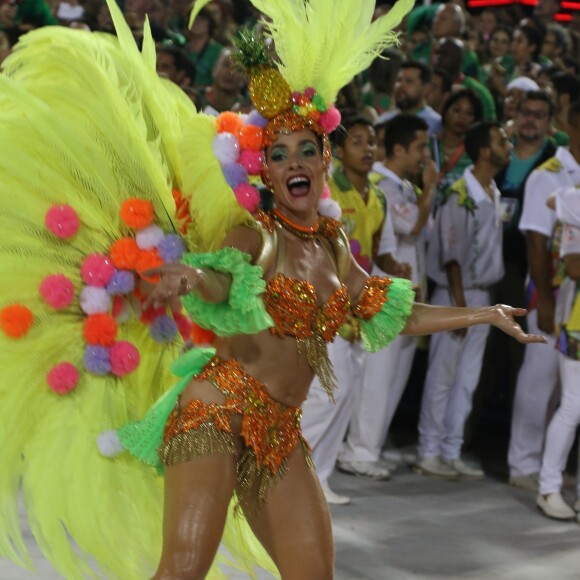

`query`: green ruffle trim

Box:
[117,347,216,473]
[359,278,415,353]
[181,247,274,336]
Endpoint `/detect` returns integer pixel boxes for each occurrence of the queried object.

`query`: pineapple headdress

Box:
[190,0,415,149]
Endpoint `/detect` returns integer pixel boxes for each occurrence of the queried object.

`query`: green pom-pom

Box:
[313,94,327,112]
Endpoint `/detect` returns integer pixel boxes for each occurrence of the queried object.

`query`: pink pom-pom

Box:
[321,183,331,200]
[80,254,115,287]
[47,362,79,394]
[110,341,140,376]
[238,150,264,176]
[234,183,261,213]
[45,205,80,239]
[291,92,301,104]
[319,106,341,134]
[304,87,316,100]
[39,274,75,309]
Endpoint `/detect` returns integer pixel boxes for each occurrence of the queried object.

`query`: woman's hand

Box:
[490,305,547,344]
[142,264,200,309]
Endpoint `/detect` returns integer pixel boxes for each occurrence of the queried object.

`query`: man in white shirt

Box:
[338,114,436,478]
[415,121,512,479]
[508,102,580,491]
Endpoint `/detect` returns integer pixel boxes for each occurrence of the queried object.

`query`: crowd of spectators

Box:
[3,0,580,520]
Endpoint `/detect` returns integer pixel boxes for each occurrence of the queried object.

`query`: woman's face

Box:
[444,97,476,135]
[265,129,325,221]
[512,29,535,64]
[490,30,511,59]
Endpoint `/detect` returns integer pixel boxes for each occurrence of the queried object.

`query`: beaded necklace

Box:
[272,208,320,239]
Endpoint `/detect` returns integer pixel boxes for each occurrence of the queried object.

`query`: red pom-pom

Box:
[109,238,140,270]
[238,150,264,176]
[191,322,216,345]
[216,112,244,135]
[47,362,79,394]
[173,311,193,340]
[0,304,34,339]
[239,125,263,151]
[234,183,260,213]
[110,341,140,376]
[45,205,80,239]
[80,254,115,287]
[139,305,166,324]
[83,313,118,346]
[39,274,75,309]
[136,248,164,282]
[120,198,154,230]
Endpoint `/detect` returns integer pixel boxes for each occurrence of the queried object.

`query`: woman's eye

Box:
[270,149,287,162]
[301,144,318,157]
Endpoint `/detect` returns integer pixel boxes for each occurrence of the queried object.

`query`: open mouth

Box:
[286,175,311,197]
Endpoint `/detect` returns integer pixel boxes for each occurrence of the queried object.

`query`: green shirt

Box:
[16,0,58,27]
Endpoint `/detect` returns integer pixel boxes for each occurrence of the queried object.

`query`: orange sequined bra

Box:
[252,210,386,401]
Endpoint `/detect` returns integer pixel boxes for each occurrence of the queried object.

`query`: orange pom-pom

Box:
[136,248,164,282]
[0,304,34,339]
[120,199,154,230]
[239,125,264,151]
[191,322,216,346]
[109,238,141,270]
[216,112,244,135]
[83,313,118,346]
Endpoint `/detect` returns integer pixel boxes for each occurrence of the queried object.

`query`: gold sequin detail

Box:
[353,276,392,320]
[160,357,310,513]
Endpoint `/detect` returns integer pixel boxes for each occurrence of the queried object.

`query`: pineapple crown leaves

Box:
[232,28,274,72]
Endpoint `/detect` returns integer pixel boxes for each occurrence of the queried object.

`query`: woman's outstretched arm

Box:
[402,303,546,345]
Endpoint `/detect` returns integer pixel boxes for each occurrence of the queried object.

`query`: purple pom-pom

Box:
[149,315,178,343]
[222,163,249,189]
[157,234,186,263]
[106,270,136,295]
[84,345,111,375]
[247,109,268,128]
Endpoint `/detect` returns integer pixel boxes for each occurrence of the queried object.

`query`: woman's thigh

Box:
[244,446,334,580]
[154,454,238,580]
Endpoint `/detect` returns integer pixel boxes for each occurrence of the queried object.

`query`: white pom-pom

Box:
[97,430,125,457]
[136,224,165,250]
[80,286,112,315]
[318,198,342,220]
[212,132,240,164]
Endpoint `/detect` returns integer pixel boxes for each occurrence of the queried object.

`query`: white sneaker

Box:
[445,458,485,480]
[413,456,459,480]
[322,485,351,505]
[378,458,398,471]
[536,493,576,521]
[381,448,417,466]
[337,460,391,480]
[509,473,539,493]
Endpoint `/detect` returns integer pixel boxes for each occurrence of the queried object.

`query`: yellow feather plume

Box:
[191,0,414,106]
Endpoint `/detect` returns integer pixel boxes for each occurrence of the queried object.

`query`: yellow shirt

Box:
[329,167,385,273]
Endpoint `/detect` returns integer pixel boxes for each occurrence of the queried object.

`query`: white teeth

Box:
[288,176,310,186]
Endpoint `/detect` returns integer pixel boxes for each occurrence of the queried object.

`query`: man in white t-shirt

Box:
[508,102,580,491]
[415,121,512,479]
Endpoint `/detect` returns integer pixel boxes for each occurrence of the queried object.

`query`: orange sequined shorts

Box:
[159,356,312,512]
